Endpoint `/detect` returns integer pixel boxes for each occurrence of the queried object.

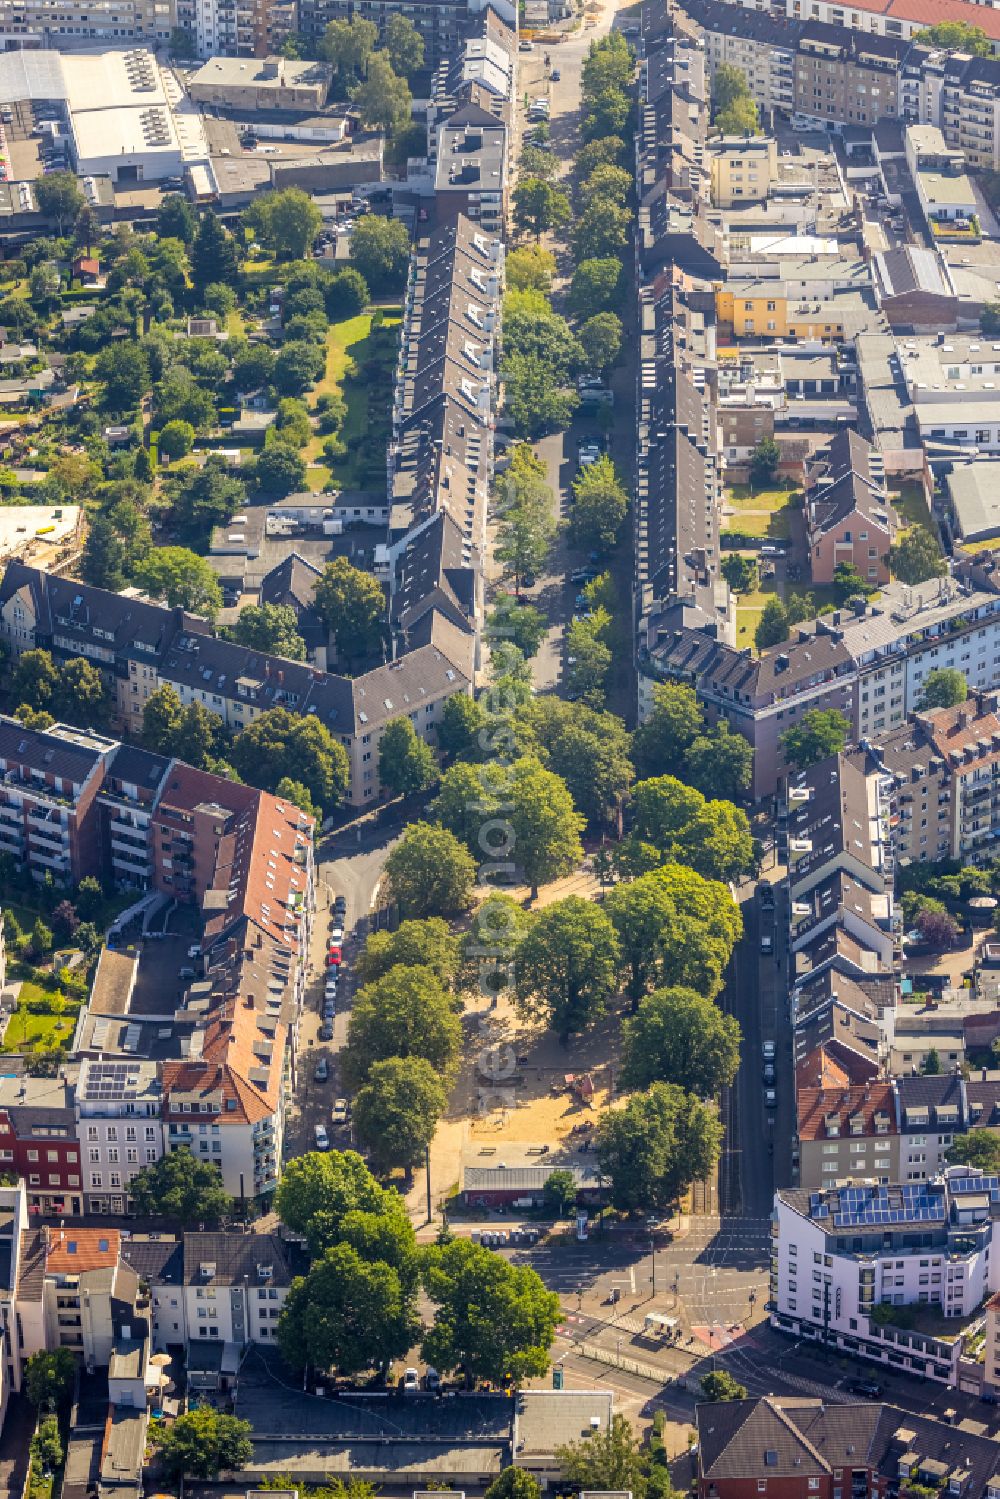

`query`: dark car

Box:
[849,1378,883,1397]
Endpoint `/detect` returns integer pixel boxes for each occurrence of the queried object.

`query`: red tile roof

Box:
[844,0,1000,41]
[46,1227,121,1273]
[797,1080,896,1142]
[162,997,285,1126]
[795,1046,853,1095]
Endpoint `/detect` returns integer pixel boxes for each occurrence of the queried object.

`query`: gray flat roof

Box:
[946,459,1000,541]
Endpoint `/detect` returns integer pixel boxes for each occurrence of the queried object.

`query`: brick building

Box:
[0,1078,81,1218]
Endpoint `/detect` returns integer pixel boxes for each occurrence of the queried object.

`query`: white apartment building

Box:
[837,576,1000,744]
[161,998,286,1206]
[76,1059,163,1216]
[126,1230,293,1351]
[771,1168,1000,1386]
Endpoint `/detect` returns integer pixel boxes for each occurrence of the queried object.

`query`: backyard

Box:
[721,483,798,541]
[891,480,934,533]
[1,980,80,1055]
[305,308,402,492]
[733,576,839,652]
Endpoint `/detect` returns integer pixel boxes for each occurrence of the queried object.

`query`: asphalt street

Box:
[283,827,398,1157]
[509,10,637,714]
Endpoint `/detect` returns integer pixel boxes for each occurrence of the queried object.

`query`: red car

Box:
[327,946,342,966]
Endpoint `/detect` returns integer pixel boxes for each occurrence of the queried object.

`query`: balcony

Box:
[28,810,67,835]
[29,848,68,873]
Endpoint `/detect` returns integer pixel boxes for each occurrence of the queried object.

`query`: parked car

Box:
[328,945,342,964]
[315,1057,329,1082]
[762,1040,776,1061]
[849,1378,883,1397]
[314,1124,330,1149]
[323,1000,336,1020]
[763,1063,776,1085]
[764,1088,777,1109]
[319,1021,334,1041]
[331,1097,349,1125]
[402,1368,420,1393]
[424,1367,441,1392]
[759,882,775,910]
[326,951,341,968]
[760,932,773,955]
[551,68,561,80]
[330,924,344,944]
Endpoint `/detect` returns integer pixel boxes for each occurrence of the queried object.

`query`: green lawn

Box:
[305,310,401,491]
[891,481,933,532]
[2,995,79,1054]
[723,508,793,539]
[733,576,840,653]
[721,484,798,541]
[735,583,775,647]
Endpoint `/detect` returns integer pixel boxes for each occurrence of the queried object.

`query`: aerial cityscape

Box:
[0,0,999,1496]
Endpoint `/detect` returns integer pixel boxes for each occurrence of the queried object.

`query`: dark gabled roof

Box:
[0,715,106,790]
[444,100,502,128]
[698,1397,832,1478]
[871,1403,1000,1497]
[0,559,207,660]
[895,1072,965,1131]
[393,510,478,636]
[120,1237,184,1286]
[258,552,323,615]
[181,1230,296,1287]
[699,1398,1000,1499]
[965,1075,1000,1128]
[105,743,171,796]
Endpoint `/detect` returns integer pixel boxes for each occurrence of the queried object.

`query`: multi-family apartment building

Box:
[804,429,896,588]
[794,1073,1000,1190]
[0,717,117,887]
[179,0,296,58]
[633,13,738,655]
[385,211,501,662]
[76,1059,163,1217]
[682,0,1000,172]
[708,135,777,208]
[782,0,1000,53]
[715,254,878,343]
[850,690,1000,866]
[161,996,285,1207]
[122,1229,296,1352]
[796,1080,898,1190]
[771,1168,1000,1382]
[0,0,295,54]
[0,563,474,808]
[643,572,1000,799]
[695,1396,1000,1499]
[0,0,171,48]
[0,1077,82,1218]
[297,0,516,68]
[431,106,508,235]
[683,0,907,121]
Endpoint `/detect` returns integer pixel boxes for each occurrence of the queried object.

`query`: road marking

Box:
[629,1264,636,1294]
